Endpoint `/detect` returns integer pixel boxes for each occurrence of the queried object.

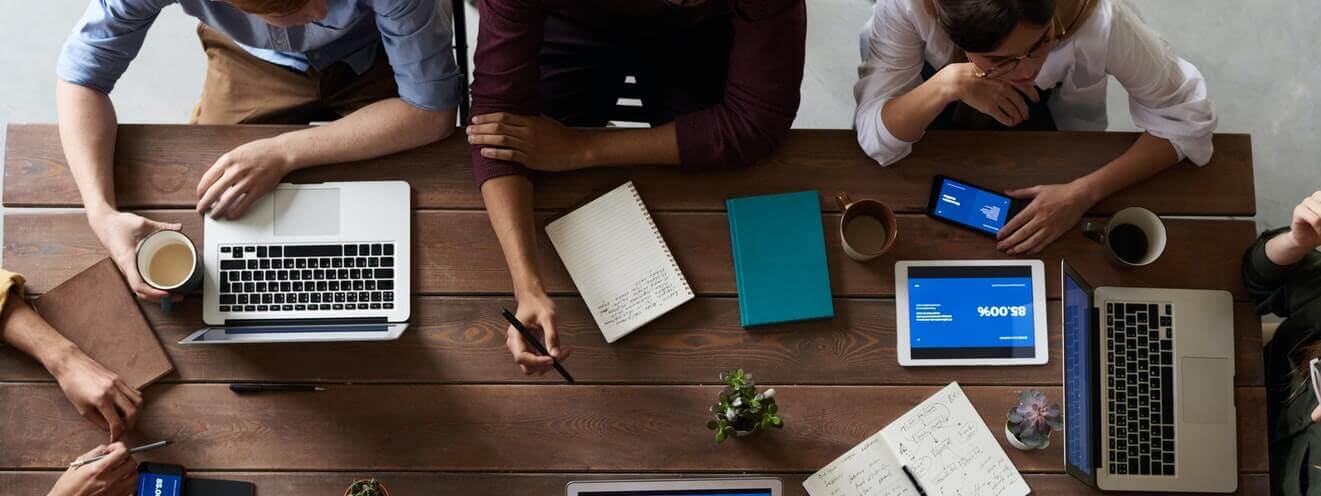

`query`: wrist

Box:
[1069,176,1106,206]
[573,129,602,169]
[265,135,301,175]
[935,65,965,104]
[513,277,547,301]
[85,202,118,223]
[41,341,83,378]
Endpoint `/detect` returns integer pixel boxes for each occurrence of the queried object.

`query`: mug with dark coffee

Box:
[1082,207,1167,267]
[136,230,202,312]
[836,193,899,262]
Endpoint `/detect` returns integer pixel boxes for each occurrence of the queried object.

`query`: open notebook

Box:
[546,182,694,343]
[804,382,1030,496]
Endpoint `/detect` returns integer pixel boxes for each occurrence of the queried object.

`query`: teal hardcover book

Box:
[726,191,835,327]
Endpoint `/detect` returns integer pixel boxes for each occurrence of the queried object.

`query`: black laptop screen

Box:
[1064,271,1094,476]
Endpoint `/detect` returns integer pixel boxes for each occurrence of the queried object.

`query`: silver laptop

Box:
[567,478,781,496]
[180,181,411,344]
[1061,261,1236,493]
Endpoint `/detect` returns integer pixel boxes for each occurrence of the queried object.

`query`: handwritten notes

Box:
[546,182,694,343]
[805,383,1030,496]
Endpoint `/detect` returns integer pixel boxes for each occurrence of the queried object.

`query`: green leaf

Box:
[767,403,777,414]
[715,430,727,443]
[771,416,783,427]
[707,420,719,430]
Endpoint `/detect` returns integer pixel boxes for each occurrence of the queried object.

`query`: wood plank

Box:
[0,471,1270,495]
[4,124,1255,215]
[3,211,1257,299]
[0,384,1267,473]
[0,296,1265,387]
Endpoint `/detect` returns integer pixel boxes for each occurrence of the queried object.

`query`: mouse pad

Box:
[185,477,255,496]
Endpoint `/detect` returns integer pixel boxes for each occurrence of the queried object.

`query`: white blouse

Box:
[853,0,1217,167]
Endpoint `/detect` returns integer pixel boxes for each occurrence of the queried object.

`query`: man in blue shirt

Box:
[56,0,461,302]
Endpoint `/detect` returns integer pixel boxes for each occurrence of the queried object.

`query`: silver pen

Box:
[69,440,171,468]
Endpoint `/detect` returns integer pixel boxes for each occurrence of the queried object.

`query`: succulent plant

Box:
[347,479,387,496]
[705,369,784,443]
[1006,389,1063,450]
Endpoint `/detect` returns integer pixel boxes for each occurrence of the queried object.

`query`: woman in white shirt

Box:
[854,0,1216,255]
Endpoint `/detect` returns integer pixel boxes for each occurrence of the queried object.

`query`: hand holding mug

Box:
[135,230,202,312]
[88,211,184,303]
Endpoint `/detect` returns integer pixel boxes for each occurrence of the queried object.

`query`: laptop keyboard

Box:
[217,243,396,313]
[1106,302,1176,477]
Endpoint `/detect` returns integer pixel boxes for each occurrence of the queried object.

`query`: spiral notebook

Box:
[546,182,694,343]
[803,383,1029,496]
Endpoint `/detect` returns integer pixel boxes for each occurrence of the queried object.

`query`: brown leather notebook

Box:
[33,258,174,389]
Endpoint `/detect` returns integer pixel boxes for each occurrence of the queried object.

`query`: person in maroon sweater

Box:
[465,0,806,376]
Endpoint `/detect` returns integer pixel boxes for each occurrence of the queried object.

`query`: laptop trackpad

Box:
[274,188,340,237]
[1180,357,1231,425]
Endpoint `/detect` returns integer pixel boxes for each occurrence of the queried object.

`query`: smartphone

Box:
[925,175,1025,237]
[137,463,185,496]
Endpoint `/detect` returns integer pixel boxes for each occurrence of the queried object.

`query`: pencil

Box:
[501,309,575,384]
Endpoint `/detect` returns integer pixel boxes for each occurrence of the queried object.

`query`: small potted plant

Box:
[1005,389,1063,450]
[706,369,784,443]
[345,479,389,496]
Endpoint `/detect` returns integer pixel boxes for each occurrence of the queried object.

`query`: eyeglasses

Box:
[972,14,1063,80]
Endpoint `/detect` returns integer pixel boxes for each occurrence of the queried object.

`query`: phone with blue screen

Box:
[137,463,184,496]
[925,175,1024,236]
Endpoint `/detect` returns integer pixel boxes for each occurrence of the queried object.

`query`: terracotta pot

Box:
[345,480,389,496]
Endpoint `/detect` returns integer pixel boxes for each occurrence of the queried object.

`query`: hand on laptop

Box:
[505,292,573,375]
[51,345,143,441]
[89,210,183,303]
[468,113,587,172]
[997,181,1096,255]
[197,138,293,220]
[47,443,138,496]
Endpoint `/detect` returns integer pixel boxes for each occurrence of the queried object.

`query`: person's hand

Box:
[88,210,183,302]
[47,443,138,496]
[467,113,588,172]
[50,347,143,441]
[937,63,1040,127]
[997,182,1097,255]
[1286,191,1321,250]
[504,291,572,376]
[196,138,293,220]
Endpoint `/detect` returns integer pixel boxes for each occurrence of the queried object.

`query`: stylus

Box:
[502,308,575,384]
[70,440,171,468]
[901,465,928,496]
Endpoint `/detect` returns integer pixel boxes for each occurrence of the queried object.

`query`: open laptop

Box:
[566,478,781,496]
[180,181,411,344]
[1061,260,1236,492]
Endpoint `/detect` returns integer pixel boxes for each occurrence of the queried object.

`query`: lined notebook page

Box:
[804,430,919,496]
[546,182,694,343]
[881,383,1030,496]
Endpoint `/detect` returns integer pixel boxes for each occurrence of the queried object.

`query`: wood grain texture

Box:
[0,296,1265,387]
[4,124,1255,215]
[0,384,1268,473]
[3,210,1256,299]
[0,471,1270,496]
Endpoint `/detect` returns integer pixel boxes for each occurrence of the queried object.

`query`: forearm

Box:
[880,75,957,143]
[480,175,545,297]
[55,80,120,217]
[0,293,79,377]
[578,123,680,168]
[1265,231,1316,267]
[276,99,456,172]
[1073,133,1180,205]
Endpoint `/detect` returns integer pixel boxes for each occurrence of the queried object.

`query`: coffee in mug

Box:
[136,230,203,311]
[1082,207,1167,267]
[836,193,898,262]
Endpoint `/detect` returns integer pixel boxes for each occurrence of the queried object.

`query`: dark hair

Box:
[935,0,1056,53]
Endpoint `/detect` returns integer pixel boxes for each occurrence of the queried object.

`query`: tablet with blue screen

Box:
[895,260,1048,366]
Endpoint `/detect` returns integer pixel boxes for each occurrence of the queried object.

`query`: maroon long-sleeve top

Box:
[469,0,807,185]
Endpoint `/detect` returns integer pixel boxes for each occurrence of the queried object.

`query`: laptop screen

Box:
[1063,268,1094,476]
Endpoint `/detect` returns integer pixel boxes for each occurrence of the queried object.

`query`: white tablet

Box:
[895,260,1049,366]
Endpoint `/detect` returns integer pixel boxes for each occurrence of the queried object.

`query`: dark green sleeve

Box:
[1243,227,1321,317]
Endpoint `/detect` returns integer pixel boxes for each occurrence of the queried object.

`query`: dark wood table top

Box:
[1,125,1265,495]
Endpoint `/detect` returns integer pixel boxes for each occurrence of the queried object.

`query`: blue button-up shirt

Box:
[57,0,460,112]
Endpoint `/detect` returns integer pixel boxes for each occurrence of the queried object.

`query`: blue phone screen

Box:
[137,472,182,496]
[931,177,1013,234]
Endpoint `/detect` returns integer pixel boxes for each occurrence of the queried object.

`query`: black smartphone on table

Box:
[925,175,1025,237]
[138,463,185,496]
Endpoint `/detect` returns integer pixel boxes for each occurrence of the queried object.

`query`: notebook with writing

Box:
[546,182,694,343]
[803,382,1030,496]
[33,258,174,389]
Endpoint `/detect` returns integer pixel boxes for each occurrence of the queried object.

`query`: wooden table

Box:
[0,125,1264,494]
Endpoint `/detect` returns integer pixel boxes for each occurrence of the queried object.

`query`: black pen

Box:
[501,308,574,384]
[229,383,327,393]
[901,465,927,496]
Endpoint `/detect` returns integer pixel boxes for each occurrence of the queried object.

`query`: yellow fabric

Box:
[0,269,26,312]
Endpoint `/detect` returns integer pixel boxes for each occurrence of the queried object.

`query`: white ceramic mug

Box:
[1082,207,1167,267]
